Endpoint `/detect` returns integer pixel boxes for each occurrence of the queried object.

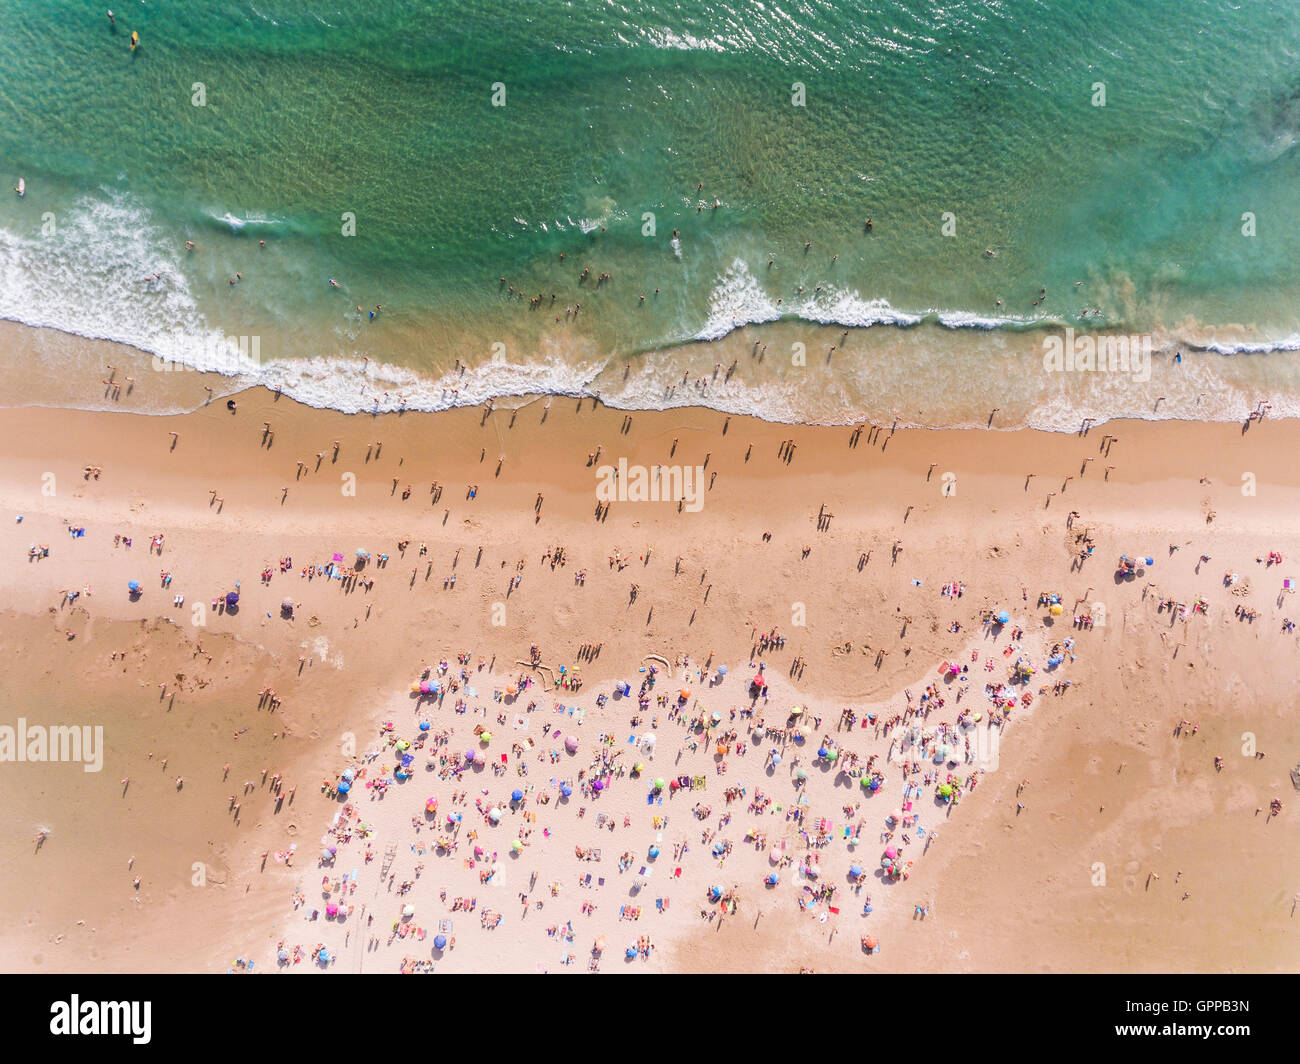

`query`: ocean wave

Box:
[0,190,246,372]
[4,197,1300,432]
[694,260,1041,341]
[1187,335,1300,355]
[203,210,287,233]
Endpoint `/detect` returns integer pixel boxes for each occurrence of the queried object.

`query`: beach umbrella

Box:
[710,711,722,724]
[419,681,431,694]
[827,748,839,761]
[766,873,779,886]
[850,865,863,878]
[434,934,447,950]
[277,949,289,962]
[678,689,691,700]
[869,779,881,791]
[789,706,804,717]
[717,665,728,676]
[594,936,606,954]
[488,808,502,823]
[337,780,351,794]
[626,947,637,958]
[473,845,484,857]
[480,731,492,743]
[712,841,727,856]
[654,778,665,790]
[426,797,438,812]
[817,746,829,759]
[464,748,476,762]
[127,580,140,592]
[996,610,1010,625]
[863,936,877,951]
[648,845,660,859]
[326,903,339,916]
[860,777,872,788]
[355,548,367,559]
[419,721,431,732]
[320,848,332,860]
[226,591,239,607]
[633,762,644,775]
[769,848,781,864]
[881,857,893,868]
[403,904,415,917]
[560,784,573,798]
[592,779,605,792]
[1049,604,1063,616]
[564,735,579,753]
[342,769,356,781]
[318,949,331,963]
[751,675,766,689]
[511,789,524,802]
[889,809,903,823]
[770,753,782,766]
[939,784,953,797]
[884,847,898,860]
[510,839,523,853]
[396,739,409,751]
[795,768,807,780]
[281,597,294,611]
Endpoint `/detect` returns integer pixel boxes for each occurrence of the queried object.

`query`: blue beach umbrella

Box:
[434,934,447,950]
[997,610,1010,625]
[511,789,524,802]
[127,580,140,592]
[337,780,351,794]
[560,784,573,798]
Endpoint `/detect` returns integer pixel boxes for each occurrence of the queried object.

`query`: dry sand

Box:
[0,365,1297,973]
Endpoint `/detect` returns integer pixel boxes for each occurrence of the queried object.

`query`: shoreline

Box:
[2,316,1300,432]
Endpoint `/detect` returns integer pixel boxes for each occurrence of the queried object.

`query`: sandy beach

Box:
[0,349,1297,974]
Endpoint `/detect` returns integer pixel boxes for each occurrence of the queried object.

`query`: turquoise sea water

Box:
[1,0,1299,425]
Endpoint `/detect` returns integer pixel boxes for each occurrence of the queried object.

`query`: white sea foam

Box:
[695,261,1035,341]
[3,196,1299,431]
[0,191,245,372]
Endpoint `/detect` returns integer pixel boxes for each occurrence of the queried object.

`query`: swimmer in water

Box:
[328,278,340,288]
